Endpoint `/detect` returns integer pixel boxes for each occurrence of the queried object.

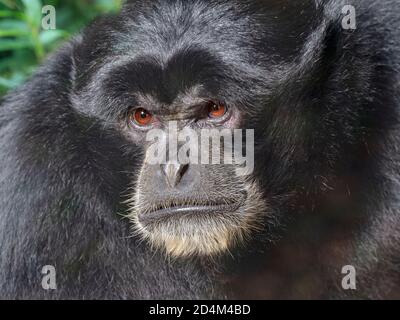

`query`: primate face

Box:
[119,54,269,257]
[72,0,321,257]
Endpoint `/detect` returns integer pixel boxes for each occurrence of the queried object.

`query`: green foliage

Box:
[0,0,122,96]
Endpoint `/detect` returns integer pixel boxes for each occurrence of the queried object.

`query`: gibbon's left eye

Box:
[207,101,227,119]
[131,108,153,127]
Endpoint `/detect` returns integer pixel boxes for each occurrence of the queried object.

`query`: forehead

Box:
[111,0,318,58]
[100,46,230,108]
[75,0,318,112]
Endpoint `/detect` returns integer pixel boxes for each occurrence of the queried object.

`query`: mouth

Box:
[131,189,264,257]
[138,197,246,225]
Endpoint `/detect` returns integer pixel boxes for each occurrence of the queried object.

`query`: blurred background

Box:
[0,0,122,96]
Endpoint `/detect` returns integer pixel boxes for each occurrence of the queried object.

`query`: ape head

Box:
[69,0,367,258]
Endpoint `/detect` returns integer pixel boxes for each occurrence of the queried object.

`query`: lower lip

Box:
[138,203,242,224]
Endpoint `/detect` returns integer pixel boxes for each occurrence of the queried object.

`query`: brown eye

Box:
[132,108,153,126]
[207,102,227,119]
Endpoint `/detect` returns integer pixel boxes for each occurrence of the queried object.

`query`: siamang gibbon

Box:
[0,0,399,299]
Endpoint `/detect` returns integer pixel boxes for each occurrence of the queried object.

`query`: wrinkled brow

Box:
[101,46,229,106]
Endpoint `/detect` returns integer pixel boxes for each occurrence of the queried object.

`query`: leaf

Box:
[0,19,27,29]
[0,29,28,37]
[94,0,122,12]
[21,0,42,29]
[0,39,32,51]
[39,29,68,46]
[0,0,18,9]
[0,73,26,89]
[0,77,17,88]
[0,10,24,19]
[0,19,29,37]
[0,50,36,72]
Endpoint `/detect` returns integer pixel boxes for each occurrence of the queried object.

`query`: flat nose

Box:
[161,162,189,188]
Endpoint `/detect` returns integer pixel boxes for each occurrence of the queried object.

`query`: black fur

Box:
[0,0,399,299]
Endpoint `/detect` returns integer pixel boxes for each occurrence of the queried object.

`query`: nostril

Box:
[161,163,189,188]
